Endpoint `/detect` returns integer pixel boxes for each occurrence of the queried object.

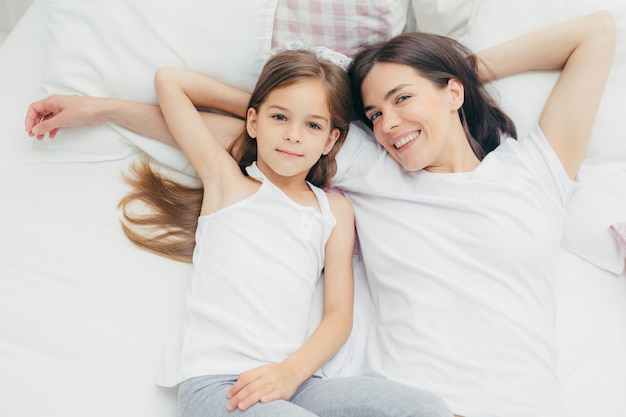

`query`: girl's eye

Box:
[368,111,381,122]
[307,122,322,130]
[272,114,286,121]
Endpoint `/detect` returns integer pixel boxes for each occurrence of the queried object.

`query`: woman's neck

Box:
[426,122,481,173]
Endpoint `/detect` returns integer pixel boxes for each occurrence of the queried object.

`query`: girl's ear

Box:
[447,78,465,111]
[246,108,257,138]
[322,128,341,155]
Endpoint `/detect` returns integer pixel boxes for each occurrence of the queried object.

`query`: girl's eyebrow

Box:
[363,83,411,113]
[266,104,329,123]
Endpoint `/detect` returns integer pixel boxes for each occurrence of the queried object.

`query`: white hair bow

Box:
[271,39,353,71]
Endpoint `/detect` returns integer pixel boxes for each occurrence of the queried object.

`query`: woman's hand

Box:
[225,363,304,412]
[25,92,244,150]
[25,94,104,140]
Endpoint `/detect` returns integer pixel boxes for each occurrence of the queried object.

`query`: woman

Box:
[25,11,615,417]
[330,11,615,417]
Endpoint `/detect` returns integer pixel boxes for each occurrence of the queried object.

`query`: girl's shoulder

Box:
[324,189,354,221]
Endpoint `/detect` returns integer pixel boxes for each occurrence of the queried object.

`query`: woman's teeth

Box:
[394,133,418,149]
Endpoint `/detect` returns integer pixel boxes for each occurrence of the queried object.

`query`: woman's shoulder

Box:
[334,122,385,187]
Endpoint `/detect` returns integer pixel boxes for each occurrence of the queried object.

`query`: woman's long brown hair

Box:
[348,32,516,160]
[119,50,352,263]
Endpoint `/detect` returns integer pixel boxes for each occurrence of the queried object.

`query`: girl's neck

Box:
[262,166,321,211]
[256,161,313,193]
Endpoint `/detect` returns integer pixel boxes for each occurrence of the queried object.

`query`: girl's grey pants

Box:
[178,374,452,417]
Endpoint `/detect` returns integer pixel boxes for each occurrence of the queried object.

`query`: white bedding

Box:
[0,1,625,417]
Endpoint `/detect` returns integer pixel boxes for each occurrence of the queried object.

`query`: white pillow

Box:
[271,0,410,57]
[463,0,626,274]
[32,0,277,172]
[409,0,477,40]
[610,223,626,258]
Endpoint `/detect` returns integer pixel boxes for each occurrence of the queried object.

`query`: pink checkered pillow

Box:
[272,0,410,57]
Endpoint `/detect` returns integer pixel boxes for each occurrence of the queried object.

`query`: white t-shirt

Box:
[157,163,336,387]
[332,122,576,417]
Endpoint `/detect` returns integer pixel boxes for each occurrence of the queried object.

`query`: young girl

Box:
[124,49,451,417]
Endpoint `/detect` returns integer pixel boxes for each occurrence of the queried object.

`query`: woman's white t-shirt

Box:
[332,122,576,417]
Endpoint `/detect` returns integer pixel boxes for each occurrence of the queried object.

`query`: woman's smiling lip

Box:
[392,131,420,151]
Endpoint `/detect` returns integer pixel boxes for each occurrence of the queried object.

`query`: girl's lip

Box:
[276,149,303,158]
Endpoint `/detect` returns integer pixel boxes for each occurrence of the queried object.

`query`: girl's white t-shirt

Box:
[157,163,336,387]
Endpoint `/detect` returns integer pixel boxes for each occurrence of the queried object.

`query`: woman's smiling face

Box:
[361,62,469,173]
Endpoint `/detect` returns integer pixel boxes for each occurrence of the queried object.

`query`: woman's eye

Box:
[368,111,381,122]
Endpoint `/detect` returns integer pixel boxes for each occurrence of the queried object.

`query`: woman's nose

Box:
[381,110,400,133]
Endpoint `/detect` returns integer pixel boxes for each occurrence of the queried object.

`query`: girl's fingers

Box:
[227,385,263,411]
[260,389,281,403]
[226,370,254,399]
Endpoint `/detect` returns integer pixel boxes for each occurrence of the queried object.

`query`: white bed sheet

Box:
[0,2,625,417]
[0,2,187,416]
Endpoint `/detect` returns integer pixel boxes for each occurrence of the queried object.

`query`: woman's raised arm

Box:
[25,73,250,149]
[476,11,615,178]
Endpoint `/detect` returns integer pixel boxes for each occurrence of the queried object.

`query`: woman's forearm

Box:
[109,69,251,149]
[98,97,180,148]
[26,94,178,146]
[98,96,246,150]
[475,11,615,178]
[26,94,245,150]
[475,11,614,83]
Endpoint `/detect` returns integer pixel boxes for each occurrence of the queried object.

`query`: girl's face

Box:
[246,79,340,184]
[361,62,470,173]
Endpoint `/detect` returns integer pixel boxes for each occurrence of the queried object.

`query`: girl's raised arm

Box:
[153,67,248,214]
[476,11,615,179]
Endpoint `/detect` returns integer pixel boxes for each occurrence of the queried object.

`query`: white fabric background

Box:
[1,2,624,417]
[0,0,34,43]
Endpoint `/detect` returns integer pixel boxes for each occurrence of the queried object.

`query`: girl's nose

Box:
[285,126,302,143]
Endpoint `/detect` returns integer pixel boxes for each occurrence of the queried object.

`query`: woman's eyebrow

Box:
[363,83,411,113]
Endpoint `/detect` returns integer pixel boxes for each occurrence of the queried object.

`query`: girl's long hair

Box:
[119,50,352,263]
[348,32,516,160]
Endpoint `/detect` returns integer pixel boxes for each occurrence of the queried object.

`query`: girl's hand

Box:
[25,94,102,140]
[225,363,304,412]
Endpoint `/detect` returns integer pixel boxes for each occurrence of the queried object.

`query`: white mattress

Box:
[0,1,625,417]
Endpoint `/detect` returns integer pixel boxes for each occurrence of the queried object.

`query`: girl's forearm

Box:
[281,310,352,383]
[173,69,251,120]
